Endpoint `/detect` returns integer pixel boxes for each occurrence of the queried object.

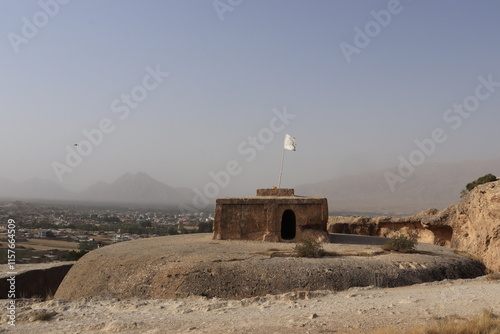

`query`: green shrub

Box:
[382,232,418,253]
[465,173,497,192]
[63,250,88,261]
[294,239,325,258]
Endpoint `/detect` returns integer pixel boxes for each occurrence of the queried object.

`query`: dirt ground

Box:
[54,234,486,300]
[2,235,497,333]
[1,275,499,333]
[15,239,78,251]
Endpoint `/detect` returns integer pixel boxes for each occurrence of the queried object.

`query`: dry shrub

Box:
[376,310,500,334]
[294,239,325,258]
[31,309,57,321]
[382,231,418,253]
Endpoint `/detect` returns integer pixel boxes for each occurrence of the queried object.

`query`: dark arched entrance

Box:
[281,209,296,240]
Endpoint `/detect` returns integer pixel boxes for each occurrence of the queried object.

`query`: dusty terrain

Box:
[55,234,485,300]
[4,180,498,333]
[1,276,499,333]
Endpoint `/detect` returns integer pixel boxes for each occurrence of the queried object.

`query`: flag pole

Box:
[278,147,285,188]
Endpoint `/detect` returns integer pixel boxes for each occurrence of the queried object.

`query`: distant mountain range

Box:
[78,172,194,206]
[1,158,499,214]
[296,158,500,215]
[0,173,194,208]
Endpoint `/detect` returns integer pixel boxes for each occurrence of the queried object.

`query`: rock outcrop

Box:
[55,234,485,300]
[329,181,500,271]
[0,262,74,299]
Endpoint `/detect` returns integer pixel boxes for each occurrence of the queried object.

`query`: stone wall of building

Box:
[213,189,328,242]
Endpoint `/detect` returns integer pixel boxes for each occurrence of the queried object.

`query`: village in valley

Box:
[0,200,213,264]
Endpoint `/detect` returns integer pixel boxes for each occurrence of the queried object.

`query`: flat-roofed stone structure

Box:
[213,188,328,242]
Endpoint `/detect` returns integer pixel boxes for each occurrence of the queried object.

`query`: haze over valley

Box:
[1,157,499,215]
[2,2,500,211]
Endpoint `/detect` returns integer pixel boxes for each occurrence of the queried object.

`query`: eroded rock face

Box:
[452,181,500,271]
[0,263,74,299]
[328,181,500,272]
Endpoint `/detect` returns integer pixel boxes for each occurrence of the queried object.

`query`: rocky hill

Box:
[0,172,194,207]
[55,234,485,301]
[78,172,194,206]
[329,180,500,271]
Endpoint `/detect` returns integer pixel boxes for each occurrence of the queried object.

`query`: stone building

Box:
[213,188,328,242]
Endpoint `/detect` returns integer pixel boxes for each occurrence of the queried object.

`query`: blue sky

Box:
[1,0,499,196]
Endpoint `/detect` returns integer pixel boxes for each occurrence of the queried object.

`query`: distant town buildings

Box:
[0,201,214,264]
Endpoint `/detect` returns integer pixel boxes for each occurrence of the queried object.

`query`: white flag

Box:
[284,134,296,151]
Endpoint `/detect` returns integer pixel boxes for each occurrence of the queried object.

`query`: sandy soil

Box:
[2,275,499,334]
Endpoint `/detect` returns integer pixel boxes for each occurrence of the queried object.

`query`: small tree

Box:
[64,250,87,261]
[78,242,100,252]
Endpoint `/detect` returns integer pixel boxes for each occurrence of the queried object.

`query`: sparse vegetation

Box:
[376,310,500,334]
[382,231,418,253]
[63,250,88,261]
[197,222,213,233]
[462,173,498,197]
[294,238,325,258]
[62,241,102,261]
[31,309,57,321]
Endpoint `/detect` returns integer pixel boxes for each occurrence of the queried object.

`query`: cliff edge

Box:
[329,180,500,271]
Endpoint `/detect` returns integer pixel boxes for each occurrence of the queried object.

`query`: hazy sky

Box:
[1,0,499,196]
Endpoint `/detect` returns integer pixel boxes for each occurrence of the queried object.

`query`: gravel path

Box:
[2,276,499,333]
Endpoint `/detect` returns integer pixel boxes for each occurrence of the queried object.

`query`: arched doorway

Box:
[281,209,296,240]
